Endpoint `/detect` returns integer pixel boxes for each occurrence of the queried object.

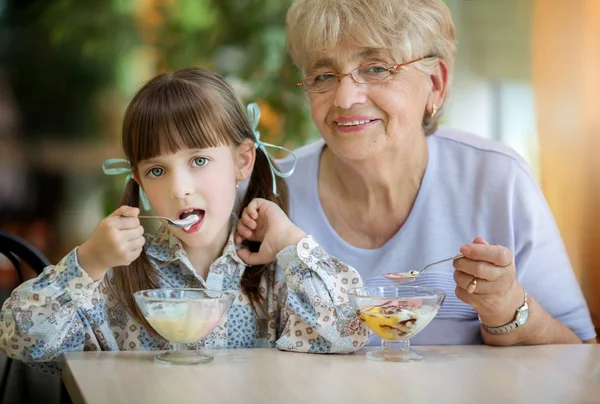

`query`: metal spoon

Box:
[121,214,200,229]
[383,254,464,283]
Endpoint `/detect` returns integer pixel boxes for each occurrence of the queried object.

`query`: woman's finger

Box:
[453,270,496,294]
[453,258,504,282]
[460,241,513,268]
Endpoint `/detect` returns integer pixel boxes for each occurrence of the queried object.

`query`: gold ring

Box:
[467,277,478,294]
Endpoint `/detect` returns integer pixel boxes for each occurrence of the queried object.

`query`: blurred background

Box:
[0,0,599,402]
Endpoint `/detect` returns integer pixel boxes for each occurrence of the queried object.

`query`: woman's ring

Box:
[467,277,478,294]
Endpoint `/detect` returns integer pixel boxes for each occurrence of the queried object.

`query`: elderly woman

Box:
[278,0,596,346]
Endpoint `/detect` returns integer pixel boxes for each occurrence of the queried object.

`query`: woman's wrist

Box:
[477,283,525,327]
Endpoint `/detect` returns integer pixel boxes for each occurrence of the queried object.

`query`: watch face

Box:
[517,308,529,326]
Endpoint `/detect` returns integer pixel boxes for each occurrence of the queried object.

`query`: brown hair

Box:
[286,0,456,134]
[107,67,289,331]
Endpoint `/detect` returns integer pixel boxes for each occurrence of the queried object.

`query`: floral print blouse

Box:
[0,226,368,375]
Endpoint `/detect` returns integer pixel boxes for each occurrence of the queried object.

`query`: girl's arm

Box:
[0,248,102,373]
[0,205,145,373]
[273,235,369,353]
[235,198,369,353]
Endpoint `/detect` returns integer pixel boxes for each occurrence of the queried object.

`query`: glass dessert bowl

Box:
[134,288,235,365]
[348,285,445,362]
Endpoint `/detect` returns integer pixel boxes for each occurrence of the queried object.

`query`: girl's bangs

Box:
[124,79,232,165]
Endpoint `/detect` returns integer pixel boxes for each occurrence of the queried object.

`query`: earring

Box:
[431,103,438,118]
[236,181,240,189]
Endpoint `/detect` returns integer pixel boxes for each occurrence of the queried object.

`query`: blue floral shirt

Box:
[0,226,367,375]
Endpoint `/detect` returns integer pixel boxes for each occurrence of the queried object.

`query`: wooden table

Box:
[61,345,600,404]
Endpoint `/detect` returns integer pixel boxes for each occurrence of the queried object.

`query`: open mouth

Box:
[179,209,205,231]
[179,209,204,220]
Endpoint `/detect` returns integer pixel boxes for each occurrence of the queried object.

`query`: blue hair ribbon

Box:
[101,158,151,211]
[247,103,297,196]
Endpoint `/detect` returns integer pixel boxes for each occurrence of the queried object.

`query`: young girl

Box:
[0,67,367,374]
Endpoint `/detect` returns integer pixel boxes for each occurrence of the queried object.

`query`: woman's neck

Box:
[319,134,429,249]
[182,217,232,280]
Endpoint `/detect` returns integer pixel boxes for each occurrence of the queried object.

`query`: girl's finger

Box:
[241,212,257,230]
[234,232,243,244]
[120,227,145,242]
[236,224,253,239]
[246,200,259,219]
[237,248,269,266]
[129,236,146,251]
[112,205,140,217]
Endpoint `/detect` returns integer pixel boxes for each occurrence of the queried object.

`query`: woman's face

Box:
[305,44,443,163]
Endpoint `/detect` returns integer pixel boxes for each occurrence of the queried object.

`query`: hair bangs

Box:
[287,0,455,73]
[123,76,233,166]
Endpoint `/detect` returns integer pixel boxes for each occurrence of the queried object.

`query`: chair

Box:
[0,230,51,404]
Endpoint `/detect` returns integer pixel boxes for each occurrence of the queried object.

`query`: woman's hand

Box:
[453,237,525,328]
[235,198,306,265]
[77,205,145,280]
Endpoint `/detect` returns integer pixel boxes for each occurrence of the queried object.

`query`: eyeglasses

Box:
[296,55,436,93]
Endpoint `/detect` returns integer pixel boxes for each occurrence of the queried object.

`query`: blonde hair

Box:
[286,0,457,133]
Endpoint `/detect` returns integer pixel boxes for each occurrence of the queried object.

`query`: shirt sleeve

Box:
[510,160,596,341]
[273,235,369,353]
[0,247,102,373]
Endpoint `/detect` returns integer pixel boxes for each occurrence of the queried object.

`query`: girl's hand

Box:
[235,198,306,265]
[453,237,524,328]
[77,205,145,280]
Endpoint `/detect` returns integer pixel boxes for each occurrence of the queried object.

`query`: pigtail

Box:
[103,179,162,338]
[239,149,289,215]
[238,148,290,312]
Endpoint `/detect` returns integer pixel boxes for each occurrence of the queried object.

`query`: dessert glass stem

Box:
[154,342,213,365]
[365,339,424,362]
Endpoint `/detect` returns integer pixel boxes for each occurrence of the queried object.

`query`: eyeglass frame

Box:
[296,55,437,93]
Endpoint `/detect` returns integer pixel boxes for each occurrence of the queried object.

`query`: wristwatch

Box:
[479,290,529,335]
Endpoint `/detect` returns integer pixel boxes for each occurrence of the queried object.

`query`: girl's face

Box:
[136,142,254,251]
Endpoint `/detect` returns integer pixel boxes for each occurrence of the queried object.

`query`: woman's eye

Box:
[313,73,336,83]
[192,157,208,167]
[366,65,389,74]
[148,167,164,177]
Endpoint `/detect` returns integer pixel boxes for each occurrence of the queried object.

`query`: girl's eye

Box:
[192,157,208,167]
[147,167,164,177]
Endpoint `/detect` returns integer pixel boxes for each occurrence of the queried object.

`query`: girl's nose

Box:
[170,171,194,200]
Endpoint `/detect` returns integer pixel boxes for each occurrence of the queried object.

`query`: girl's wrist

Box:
[275,226,307,253]
[77,243,107,281]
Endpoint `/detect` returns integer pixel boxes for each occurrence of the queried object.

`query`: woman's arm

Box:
[479,286,585,346]
[454,157,596,346]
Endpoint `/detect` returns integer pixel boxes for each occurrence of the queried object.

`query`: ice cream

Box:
[359,301,437,340]
[147,315,220,343]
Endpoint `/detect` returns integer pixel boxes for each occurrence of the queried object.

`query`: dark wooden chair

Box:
[0,230,53,404]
